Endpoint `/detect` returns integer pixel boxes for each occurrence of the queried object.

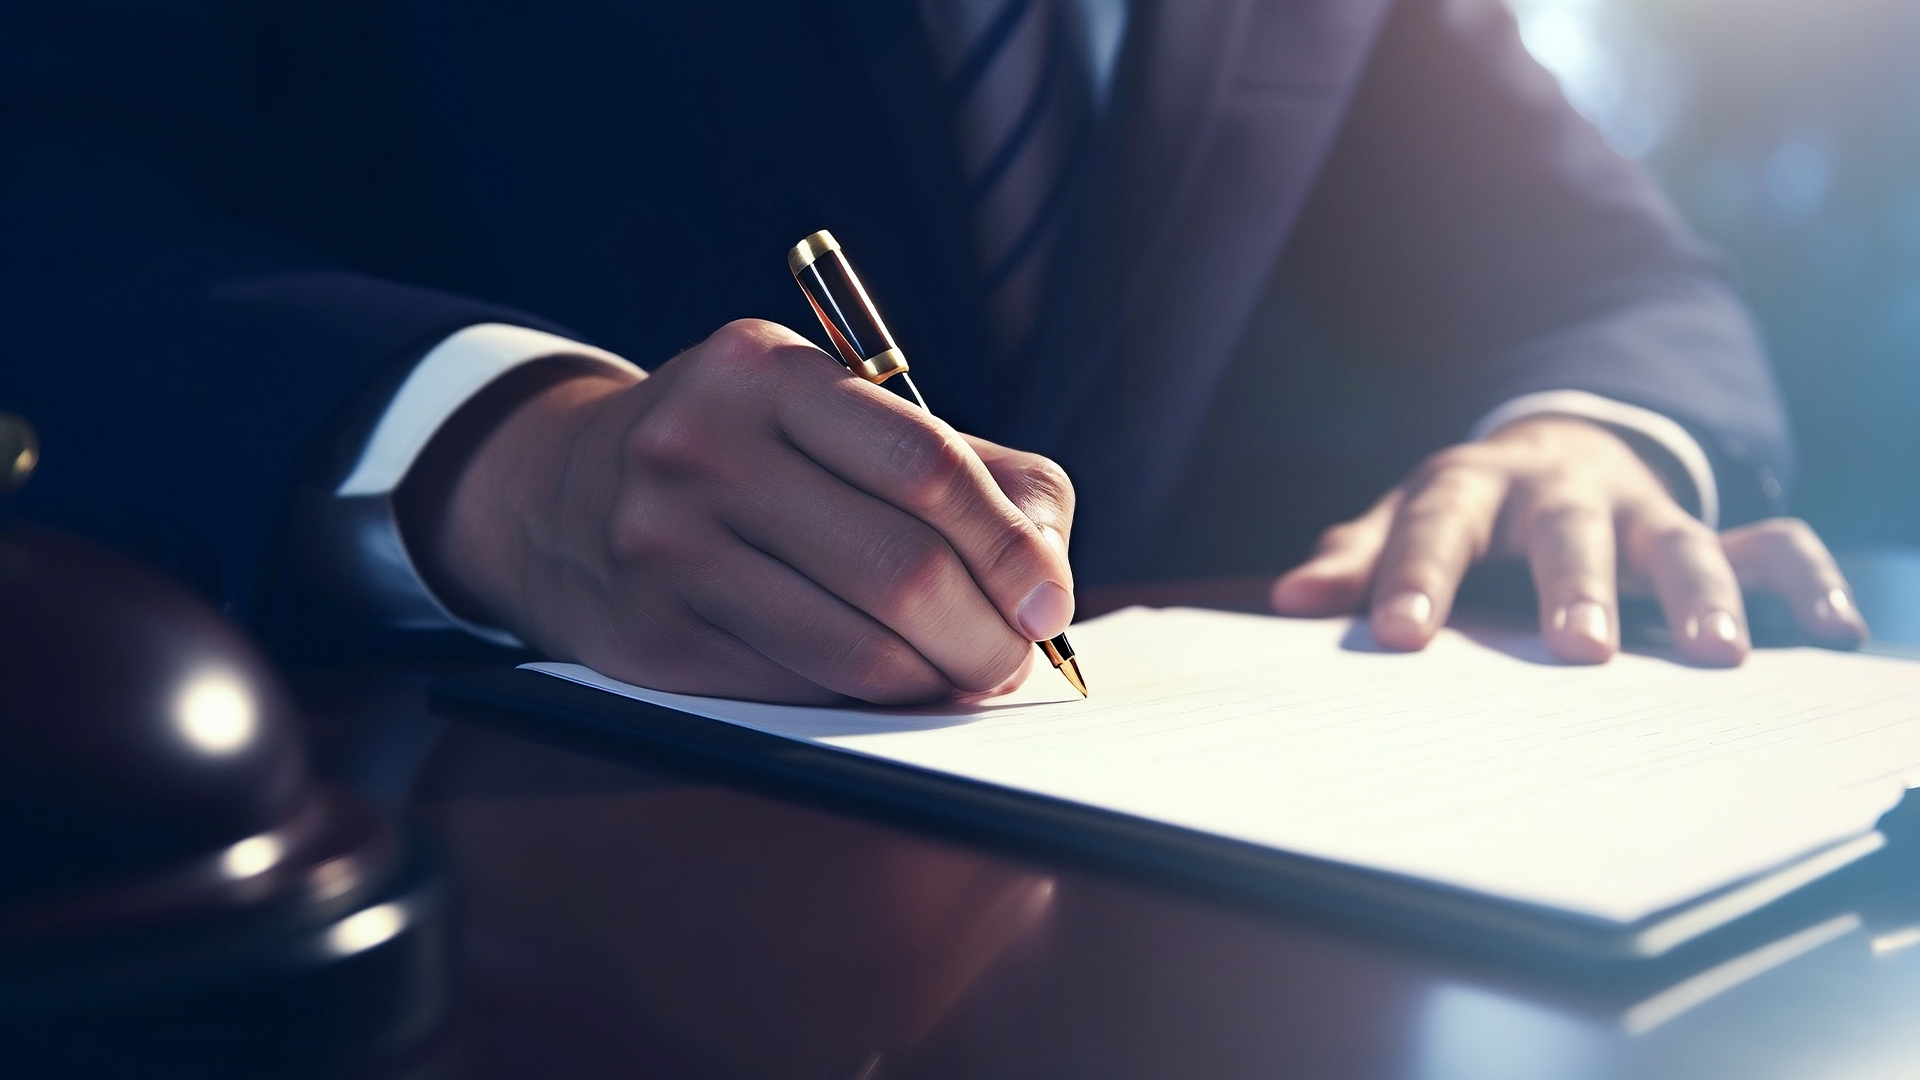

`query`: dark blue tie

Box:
[923,0,1096,360]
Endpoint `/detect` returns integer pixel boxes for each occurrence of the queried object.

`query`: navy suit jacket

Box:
[0,0,1789,643]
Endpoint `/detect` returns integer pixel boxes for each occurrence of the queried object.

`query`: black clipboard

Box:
[431,664,1889,977]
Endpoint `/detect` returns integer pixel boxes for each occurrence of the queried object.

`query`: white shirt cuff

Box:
[329,323,643,646]
[1469,390,1720,529]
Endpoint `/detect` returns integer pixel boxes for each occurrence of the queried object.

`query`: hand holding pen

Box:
[400,252,1079,705]
[789,231,1086,696]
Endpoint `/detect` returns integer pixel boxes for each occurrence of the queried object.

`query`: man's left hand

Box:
[1269,416,1868,664]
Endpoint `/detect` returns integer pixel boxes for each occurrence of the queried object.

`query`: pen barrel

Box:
[788,232,908,384]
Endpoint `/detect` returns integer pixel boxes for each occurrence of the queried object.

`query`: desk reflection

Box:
[409,721,1421,1079]
[414,724,1055,1077]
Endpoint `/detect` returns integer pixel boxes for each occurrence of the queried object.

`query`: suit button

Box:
[0,412,38,492]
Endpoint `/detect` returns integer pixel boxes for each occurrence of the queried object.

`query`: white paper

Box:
[526,608,1920,924]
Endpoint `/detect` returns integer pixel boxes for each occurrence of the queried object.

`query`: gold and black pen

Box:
[787,230,1087,698]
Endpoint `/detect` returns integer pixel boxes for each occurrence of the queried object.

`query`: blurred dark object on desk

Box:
[0,526,446,1078]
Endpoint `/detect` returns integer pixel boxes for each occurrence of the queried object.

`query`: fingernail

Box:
[1377,591,1434,639]
[1017,581,1074,641]
[1813,588,1854,624]
[1812,587,1866,642]
[1555,601,1610,647]
[1685,610,1740,644]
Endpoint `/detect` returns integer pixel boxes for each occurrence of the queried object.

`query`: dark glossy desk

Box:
[307,551,1920,1080]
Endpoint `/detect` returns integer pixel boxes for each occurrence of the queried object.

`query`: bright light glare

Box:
[173,668,257,755]
[1519,8,1601,89]
[219,834,284,880]
[1414,983,1612,1080]
[1871,925,1920,956]
[325,903,407,958]
[1508,0,1665,159]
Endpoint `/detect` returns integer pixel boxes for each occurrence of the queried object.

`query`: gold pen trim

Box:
[854,347,910,384]
[786,230,841,275]
[1038,635,1088,697]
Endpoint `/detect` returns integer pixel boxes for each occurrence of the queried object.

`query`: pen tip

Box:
[1060,657,1088,698]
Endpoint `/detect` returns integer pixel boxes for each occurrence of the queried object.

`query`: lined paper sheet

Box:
[527,608,1920,924]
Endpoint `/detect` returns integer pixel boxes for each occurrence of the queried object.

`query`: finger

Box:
[957,647,1037,705]
[964,434,1076,561]
[1270,493,1399,616]
[677,531,953,704]
[1517,491,1619,663]
[1368,463,1508,650]
[1624,508,1749,666]
[1720,518,1868,647]
[569,598,843,706]
[719,445,1033,693]
[777,375,1074,643]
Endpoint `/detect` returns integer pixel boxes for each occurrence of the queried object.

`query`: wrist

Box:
[397,361,638,634]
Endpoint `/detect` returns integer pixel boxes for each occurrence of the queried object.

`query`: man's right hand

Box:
[400,319,1077,704]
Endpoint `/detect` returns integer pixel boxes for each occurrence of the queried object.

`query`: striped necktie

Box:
[920,0,1097,360]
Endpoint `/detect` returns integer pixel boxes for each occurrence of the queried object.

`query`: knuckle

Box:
[700,319,813,383]
[1016,455,1076,513]
[691,321,759,372]
[1389,509,1494,569]
[1526,496,1602,534]
[1398,500,1489,553]
[1768,516,1821,549]
[706,318,780,358]
[1641,518,1711,560]
[980,520,1049,584]
[995,456,1075,537]
[622,411,709,477]
[1416,445,1482,482]
[1517,464,1585,499]
[1408,469,1499,520]
[889,423,973,509]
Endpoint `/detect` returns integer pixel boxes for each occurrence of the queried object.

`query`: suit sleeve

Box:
[0,1,577,641]
[1282,0,1791,525]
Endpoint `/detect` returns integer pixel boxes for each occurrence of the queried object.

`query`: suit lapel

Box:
[1011,0,1395,581]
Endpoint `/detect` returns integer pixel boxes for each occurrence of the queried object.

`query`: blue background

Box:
[1509,0,1920,546]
